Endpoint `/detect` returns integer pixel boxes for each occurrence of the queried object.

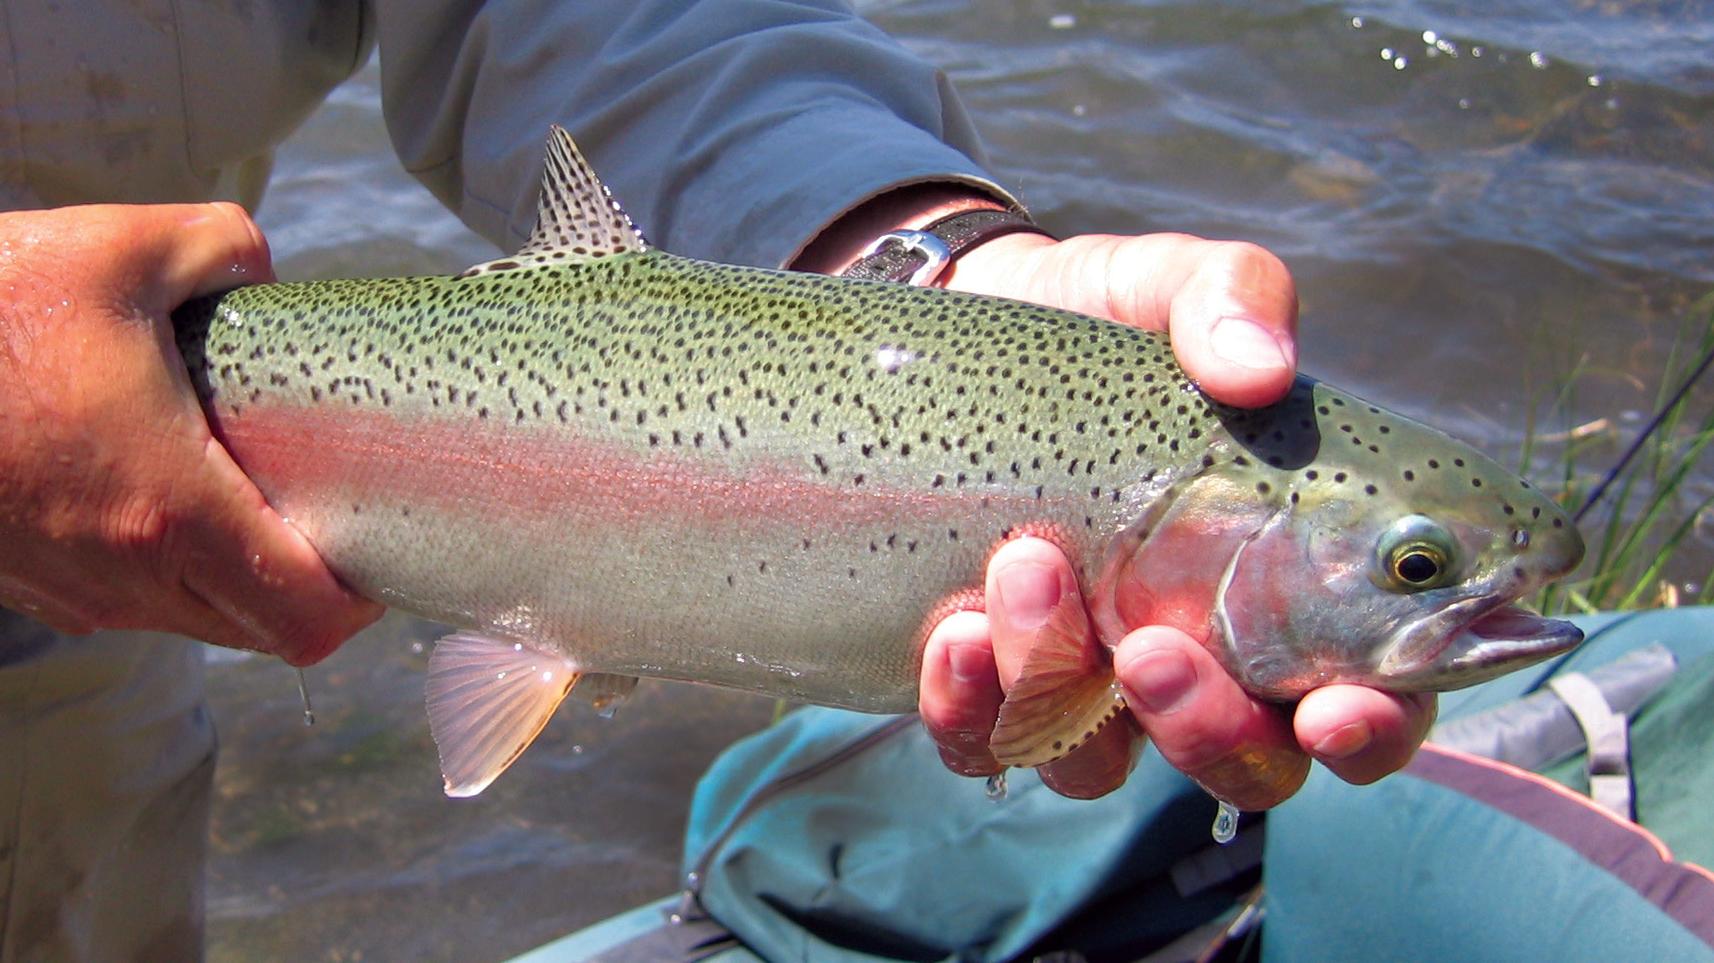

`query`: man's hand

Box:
[0,204,381,664]
[919,232,1437,805]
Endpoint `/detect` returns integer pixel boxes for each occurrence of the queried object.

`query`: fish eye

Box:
[1394,550,1443,585]
[1375,515,1456,592]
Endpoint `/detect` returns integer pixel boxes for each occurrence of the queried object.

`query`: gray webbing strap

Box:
[1547,671,1635,820]
[1429,643,1676,773]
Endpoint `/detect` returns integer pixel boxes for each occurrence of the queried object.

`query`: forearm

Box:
[372,0,1016,267]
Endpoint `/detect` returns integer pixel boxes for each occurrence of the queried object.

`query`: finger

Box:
[919,610,1004,776]
[987,537,1150,798]
[1294,686,1438,786]
[984,536,1084,688]
[1163,240,1298,408]
[1114,626,1310,811]
[124,202,275,311]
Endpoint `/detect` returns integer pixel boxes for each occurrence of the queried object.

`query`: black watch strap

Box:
[841,209,1051,286]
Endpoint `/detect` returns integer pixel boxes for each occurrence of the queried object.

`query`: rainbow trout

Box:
[174,128,1584,796]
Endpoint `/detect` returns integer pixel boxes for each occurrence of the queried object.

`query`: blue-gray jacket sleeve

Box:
[371,0,1014,267]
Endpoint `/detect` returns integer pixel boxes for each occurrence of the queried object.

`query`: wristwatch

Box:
[841,209,1051,286]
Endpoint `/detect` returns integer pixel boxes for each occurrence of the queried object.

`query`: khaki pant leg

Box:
[0,612,214,963]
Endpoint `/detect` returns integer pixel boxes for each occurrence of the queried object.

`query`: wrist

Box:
[790,183,1017,277]
[939,230,1056,296]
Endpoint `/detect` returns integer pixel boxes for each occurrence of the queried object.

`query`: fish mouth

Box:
[1377,596,1584,691]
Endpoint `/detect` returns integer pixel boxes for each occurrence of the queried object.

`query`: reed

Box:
[1529,297,1714,615]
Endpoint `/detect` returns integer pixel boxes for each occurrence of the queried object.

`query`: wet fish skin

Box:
[170,127,1584,794]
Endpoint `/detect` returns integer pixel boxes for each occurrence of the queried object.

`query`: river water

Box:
[205,2,1714,959]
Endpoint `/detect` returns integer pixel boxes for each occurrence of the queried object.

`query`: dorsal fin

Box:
[457,125,649,279]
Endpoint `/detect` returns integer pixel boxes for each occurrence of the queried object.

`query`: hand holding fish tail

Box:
[919,228,1437,804]
[0,204,382,664]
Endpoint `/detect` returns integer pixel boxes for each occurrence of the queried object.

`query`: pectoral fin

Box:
[426,632,580,797]
[988,599,1129,768]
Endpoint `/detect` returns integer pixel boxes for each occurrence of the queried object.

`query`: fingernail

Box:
[1210,316,1291,371]
[994,561,1061,631]
[948,642,992,687]
[1312,721,1374,760]
[1123,648,1198,715]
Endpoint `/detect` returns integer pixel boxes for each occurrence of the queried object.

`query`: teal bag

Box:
[1264,607,1714,961]
[525,608,1714,961]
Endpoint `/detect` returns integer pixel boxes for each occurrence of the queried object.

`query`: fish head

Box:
[1098,378,1585,700]
[1211,380,1585,697]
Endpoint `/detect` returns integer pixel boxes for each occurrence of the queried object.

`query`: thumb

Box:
[127,202,274,312]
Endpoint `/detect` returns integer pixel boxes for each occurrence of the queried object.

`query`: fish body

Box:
[174,129,1584,794]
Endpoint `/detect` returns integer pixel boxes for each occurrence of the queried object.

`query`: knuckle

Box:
[1213,239,1282,271]
[107,493,181,567]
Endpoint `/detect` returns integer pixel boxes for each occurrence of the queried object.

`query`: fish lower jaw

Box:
[1376,600,1584,692]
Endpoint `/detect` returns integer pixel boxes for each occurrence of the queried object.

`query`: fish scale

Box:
[172,126,1584,796]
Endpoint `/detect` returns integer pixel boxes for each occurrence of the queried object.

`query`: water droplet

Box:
[1213,800,1241,844]
[496,671,508,680]
[410,640,425,655]
[1393,56,1409,70]
[667,913,684,926]
[571,744,584,755]
[1349,15,1363,28]
[985,771,1009,801]
[1471,45,1484,58]
[1458,98,1472,110]
[1380,47,1395,60]
[1529,51,1549,69]
[1048,13,1076,29]
[1071,103,1087,117]
[1586,74,1603,87]
[1421,29,1437,44]
[295,668,316,727]
[685,871,701,887]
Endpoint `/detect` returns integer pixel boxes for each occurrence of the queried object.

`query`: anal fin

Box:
[989,599,1129,768]
[426,631,580,797]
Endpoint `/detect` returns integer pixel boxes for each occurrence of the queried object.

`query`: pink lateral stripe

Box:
[210,402,1033,529]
